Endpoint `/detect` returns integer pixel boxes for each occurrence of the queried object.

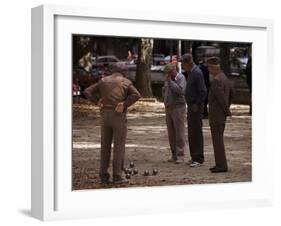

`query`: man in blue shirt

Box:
[180,53,207,167]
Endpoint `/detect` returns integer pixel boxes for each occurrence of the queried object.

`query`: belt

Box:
[101,105,116,110]
[165,103,186,109]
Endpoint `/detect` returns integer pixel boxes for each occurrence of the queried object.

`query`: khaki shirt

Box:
[83,72,141,109]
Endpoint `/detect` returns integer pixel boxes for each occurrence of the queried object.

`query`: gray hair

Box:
[112,62,128,75]
[163,63,176,74]
[180,53,194,64]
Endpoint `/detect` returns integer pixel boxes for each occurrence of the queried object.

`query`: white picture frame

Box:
[31,4,274,221]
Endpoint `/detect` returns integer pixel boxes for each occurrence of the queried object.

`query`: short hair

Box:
[163,63,176,74]
[112,62,128,75]
[207,57,221,65]
[180,53,194,64]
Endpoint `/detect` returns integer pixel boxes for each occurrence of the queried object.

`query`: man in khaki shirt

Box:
[207,57,233,173]
[84,62,141,184]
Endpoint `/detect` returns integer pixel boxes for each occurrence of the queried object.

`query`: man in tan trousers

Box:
[162,64,187,163]
[207,57,233,173]
[83,62,141,184]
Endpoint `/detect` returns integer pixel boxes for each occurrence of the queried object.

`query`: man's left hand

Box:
[115,102,125,113]
[97,98,103,109]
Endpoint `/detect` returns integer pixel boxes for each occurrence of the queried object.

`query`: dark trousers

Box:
[187,104,204,163]
[203,90,209,117]
[99,109,127,180]
[210,124,228,169]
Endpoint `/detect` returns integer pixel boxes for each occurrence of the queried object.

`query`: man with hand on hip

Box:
[83,62,141,184]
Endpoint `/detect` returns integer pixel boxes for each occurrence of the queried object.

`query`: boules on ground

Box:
[133,168,138,175]
[152,168,158,176]
[143,170,149,176]
[129,162,135,168]
[127,168,132,175]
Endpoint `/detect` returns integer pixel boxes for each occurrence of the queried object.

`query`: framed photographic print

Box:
[31,4,274,221]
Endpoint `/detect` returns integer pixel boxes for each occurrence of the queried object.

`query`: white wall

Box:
[0,0,280,225]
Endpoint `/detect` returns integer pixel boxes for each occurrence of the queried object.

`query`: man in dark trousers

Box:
[83,62,141,184]
[207,57,233,173]
[181,53,207,167]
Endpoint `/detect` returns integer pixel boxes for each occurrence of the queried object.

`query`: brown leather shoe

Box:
[99,174,111,184]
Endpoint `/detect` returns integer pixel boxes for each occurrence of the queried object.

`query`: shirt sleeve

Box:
[168,76,186,95]
[83,80,101,104]
[211,79,229,114]
[195,70,207,104]
[228,82,234,107]
[124,83,141,108]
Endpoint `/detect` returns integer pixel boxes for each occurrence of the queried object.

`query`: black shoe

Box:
[210,167,228,173]
[209,166,217,171]
[113,178,129,185]
[99,178,111,185]
[99,174,111,185]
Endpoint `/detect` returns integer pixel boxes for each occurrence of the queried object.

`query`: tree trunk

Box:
[135,38,154,97]
[72,36,92,68]
[220,43,231,76]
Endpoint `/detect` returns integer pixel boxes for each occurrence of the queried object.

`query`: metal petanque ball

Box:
[133,168,138,175]
[152,168,158,176]
[129,162,135,168]
[143,170,149,176]
[127,168,132,175]
[125,174,131,179]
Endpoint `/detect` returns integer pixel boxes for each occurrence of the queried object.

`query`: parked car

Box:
[164,55,178,64]
[126,58,137,71]
[91,55,122,68]
[194,46,220,63]
[72,67,99,92]
[230,47,249,70]
[237,57,248,70]
[153,53,165,65]
[151,65,165,72]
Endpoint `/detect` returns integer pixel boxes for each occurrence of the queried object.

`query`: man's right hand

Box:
[97,99,103,109]
[115,102,125,113]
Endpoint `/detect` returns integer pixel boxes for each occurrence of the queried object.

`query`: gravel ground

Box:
[72,100,251,190]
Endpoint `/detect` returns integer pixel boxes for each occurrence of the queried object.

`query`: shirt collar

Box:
[190,65,196,73]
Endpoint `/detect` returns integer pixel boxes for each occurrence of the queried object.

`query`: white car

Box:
[91,55,121,67]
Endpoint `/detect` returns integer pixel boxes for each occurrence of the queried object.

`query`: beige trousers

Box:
[165,104,187,160]
[99,109,127,179]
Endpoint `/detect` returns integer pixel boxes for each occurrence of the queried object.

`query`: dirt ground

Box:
[72,99,251,190]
